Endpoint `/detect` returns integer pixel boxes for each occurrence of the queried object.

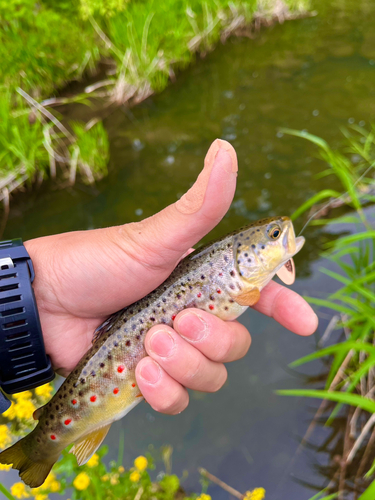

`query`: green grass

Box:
[279,127,375,498]
[0,0,310,197]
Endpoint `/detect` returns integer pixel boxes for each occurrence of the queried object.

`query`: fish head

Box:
[232,216,305,289]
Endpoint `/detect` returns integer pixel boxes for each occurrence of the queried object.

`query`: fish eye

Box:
[268,225,281,240]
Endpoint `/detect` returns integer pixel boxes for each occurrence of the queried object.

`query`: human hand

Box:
[24,139,318,414]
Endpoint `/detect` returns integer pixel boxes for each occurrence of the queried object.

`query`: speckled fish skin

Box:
[0,216,305,487]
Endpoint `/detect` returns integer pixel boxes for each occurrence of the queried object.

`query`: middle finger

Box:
[145,326,227,392]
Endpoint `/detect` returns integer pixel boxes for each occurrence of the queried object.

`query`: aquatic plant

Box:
[278,127,375,499]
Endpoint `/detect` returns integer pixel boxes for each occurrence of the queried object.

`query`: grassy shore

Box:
[0,0,310,217]
[279,126,375,500]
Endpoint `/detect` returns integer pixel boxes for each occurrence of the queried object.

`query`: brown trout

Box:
[0,216,304,487]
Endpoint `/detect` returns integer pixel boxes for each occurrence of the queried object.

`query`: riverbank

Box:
[0,0,310,221]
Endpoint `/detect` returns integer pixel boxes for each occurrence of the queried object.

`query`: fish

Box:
[0,216,305,487]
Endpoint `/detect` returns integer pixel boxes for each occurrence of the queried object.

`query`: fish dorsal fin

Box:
[70,424,111,465]
[233,287,260,306]
[276,258,295,285]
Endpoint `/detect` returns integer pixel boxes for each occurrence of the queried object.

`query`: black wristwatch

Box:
[0,239,55,412]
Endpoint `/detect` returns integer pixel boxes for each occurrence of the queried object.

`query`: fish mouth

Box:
[282,223,305,257]
[294,236,305,254]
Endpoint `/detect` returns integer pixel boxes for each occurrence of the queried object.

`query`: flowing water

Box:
[2,0,375,497]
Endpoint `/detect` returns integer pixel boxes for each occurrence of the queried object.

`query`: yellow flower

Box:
[49,481,60,493]
[134,455,148,471]
[34,495,48,500]
[129,470,141,482]
[101,474,109,482]
[73,472,90,491]
[14,391,32,401]
[118,465,125,473]
[14,399,36,420]
[110,474,119,485]
[244,488,266,500]
[0,424,12,449]
[35,384,53,400]
[11,482,30,499]
[197,495,211,500]
[86,453,99,467]
[0,463,12,470]
[3,403,16,420]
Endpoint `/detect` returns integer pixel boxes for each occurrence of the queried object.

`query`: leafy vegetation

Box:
[279,127,375,499]
[0,0,310,205]
[0,383,266,500]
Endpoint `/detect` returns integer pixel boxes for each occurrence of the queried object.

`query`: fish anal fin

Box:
[70,424,111,466]
[233,287,260,306]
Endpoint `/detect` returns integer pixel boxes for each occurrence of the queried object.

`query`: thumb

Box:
[119,139,238,270]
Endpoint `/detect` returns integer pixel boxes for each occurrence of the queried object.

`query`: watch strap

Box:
[0,239,55,394]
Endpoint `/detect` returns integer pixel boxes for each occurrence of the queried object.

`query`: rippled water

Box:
[2,0,375,498]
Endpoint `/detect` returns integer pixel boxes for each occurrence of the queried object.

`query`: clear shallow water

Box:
[2,0,375,497]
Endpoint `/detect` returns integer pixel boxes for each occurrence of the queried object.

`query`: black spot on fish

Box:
[224,306,228,311]
[114,342,118,347]
[126,340,131,346]
[201,275,205,280]
[261,245,265,249]
[177,294,181,299]
[229,284,235,290]
[210,295,215,301]
[150,317,155,321]
[132,324,136,330]
[55,405,59,410]
[80,378,85,384]
[162,298,166,303]
[136,335,140,340]
[78,391,83,397]
[244,253,248,257]
[251,244,255,248]
[108,354,112,360]
[69,389,73,394]
[230,271,235,277]
[100,363,105,368]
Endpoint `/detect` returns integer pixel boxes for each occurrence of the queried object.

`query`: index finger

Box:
[253,281,318,336]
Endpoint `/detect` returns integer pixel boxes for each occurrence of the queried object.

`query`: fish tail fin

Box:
[0,439,56,488]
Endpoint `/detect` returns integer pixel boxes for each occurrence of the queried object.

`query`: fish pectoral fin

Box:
[233,287,260,306]
[33,405,46,421]
[276,258,295,285]
[70,423,112,466]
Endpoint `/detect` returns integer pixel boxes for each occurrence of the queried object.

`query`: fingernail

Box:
[176,312,208,342]
[139,360,161,384]
[176,139,237,215]
[149,330,175,358]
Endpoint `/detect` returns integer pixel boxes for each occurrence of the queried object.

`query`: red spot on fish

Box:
[50,435,56,440]
[113,388,119,394]
[209,304,214,310]
[217,289,221,294]
[171,315,176,321]
[117,365,125,373]
[71,399,77,405]
[90,395,97,402]
[219,273,223,277]
[64,419,72,426]
[197,293,202,298]
[132,383,136,388]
